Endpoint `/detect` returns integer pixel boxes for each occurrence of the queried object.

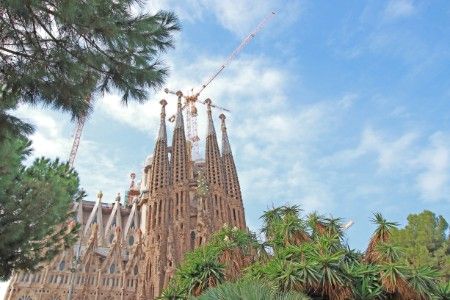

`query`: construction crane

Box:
[68,12,275,166]
[165,11,276,159]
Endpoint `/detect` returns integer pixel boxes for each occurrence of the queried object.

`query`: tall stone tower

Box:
[6,96,246,300]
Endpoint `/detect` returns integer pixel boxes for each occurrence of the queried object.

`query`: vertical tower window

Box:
[58,261,65,271]
[190,231,195,249]
[128,235,134,246]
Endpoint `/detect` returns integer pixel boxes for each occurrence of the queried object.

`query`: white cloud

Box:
[287,161,332,211]
[98,93,161,133]
[13,106,72,160]
[147,0,303,36]
[384,0,416,20]
[415,132,450,201]
[11,105,127,203]
[323,127,450,203]
[322,127,419,171]
[338,93,358,109]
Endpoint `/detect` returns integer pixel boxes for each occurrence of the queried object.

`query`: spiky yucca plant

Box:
[194,280,311,300]
[163,206,442,299]
[365,213,399,263]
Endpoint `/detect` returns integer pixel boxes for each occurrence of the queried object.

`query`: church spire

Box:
[220,114,245,228]
[220,113,241,198]
[171,91,189,184]
[204,99,224,187]
[149,100,170,194]
[220,114,232,155]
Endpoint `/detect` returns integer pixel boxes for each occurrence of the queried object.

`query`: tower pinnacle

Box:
[172,92,189,184]
[219,114,232,155]
[205,98,215,135]
[149,100,170,194]
[220,113,245,229]
[157,99,168,141]
[204,98,224,187]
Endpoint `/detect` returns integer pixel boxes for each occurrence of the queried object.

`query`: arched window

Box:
[109,234,114,243]
[59,260,65,271]
[190,231,195,249]
[109,263,116,274]
[133,265,138,276]
[128,235,134,246]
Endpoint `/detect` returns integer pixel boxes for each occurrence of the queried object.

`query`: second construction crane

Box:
[165,11,275,159]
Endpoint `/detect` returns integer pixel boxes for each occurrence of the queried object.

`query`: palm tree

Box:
[179,248,225,296]
[275,259,321,294]
[323,217,345,240]
[367,220,440,299]
[261,207,284,238]
[312,249,352,300]
[307,212,327,238]
[375,242,403,263]
[158,283,186,300]
[279,212,310,247]
[193,280,311,300]
[212,225,260,280]
[262,205,310,250]
[346,263,383,300]
[365,213,399,263]
[379,262,412,298]
[407,266,441,300]
[280,205,303,218]
[342,246,363,267]
[352,276,383,300]
[163,206,443,300]
[432,281,450,300]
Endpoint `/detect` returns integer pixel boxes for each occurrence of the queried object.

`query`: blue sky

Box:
[2,1,450,294]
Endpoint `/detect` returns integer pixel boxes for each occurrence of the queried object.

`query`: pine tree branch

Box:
[0,46,32,58]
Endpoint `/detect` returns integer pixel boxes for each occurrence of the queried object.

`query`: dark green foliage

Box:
[192,280,311,300]
[0,85,33,141]
[433,281,450,300]
[391,210,450,282]
[347,263,383,300]
[162,226,260,298]
[0,133,83,280]
[164,206,445,299]
[0,0,180,134]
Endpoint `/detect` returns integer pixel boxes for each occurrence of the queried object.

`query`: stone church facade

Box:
[6,95,246,300]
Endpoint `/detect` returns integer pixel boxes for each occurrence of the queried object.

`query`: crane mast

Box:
[68,117,86,168]
[68,95,91,168]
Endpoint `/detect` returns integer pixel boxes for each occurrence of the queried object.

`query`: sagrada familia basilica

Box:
[6,96,246,299]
